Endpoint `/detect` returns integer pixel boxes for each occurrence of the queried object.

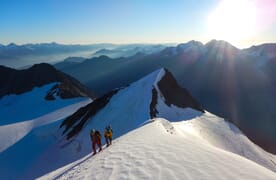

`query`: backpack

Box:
[95,130,101,138]
[90,129,101,141]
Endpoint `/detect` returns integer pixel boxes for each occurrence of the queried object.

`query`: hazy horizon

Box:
[1,39,276,49]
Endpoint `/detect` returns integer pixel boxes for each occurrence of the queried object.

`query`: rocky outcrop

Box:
[157,69,203,111]
[150,69,204,118]
[0,63,95,99]
[60,89,120,139]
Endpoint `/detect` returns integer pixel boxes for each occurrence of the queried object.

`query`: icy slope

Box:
[0,83,89,125]
[0,99,91,179]
[0,98,91,153]
[40,118,276,180]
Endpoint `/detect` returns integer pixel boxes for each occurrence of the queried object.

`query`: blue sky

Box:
[0,0,275,48]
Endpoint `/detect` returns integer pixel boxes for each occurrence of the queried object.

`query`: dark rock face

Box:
[60,89,119,139]
[157,69,204,112]
[150,69,204,118]
[150,88,158,118]
[0,63,95,99]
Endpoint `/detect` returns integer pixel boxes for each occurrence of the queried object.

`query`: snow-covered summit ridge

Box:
[60,68,203,140]
[56,68,276,173]
[40,116,276,180]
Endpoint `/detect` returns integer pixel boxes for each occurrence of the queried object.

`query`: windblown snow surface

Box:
[39,69,276,180]
[40,115,276,180]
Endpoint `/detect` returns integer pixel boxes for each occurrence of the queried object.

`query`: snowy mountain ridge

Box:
[1,68,276,179]
[60,68,203,140]
[57,68,276,173]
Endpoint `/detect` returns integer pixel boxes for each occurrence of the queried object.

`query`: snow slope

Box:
[40,118,276,180]
[176,112,276,172]
[0,98,91,153]
[0,83,88,125]
[0,98,91,179]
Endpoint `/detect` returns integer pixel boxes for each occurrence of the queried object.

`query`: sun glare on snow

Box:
[207,0,257,46]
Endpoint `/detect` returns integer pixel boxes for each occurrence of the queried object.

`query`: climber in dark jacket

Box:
[90,129,102,155]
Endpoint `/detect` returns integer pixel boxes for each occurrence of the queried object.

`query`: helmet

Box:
[106,125,111,130]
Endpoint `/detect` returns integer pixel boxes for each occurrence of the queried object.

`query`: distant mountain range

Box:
[92,44,167,58]
[55,40,276,154]
[0,42,115,68]
[0,42,168,68]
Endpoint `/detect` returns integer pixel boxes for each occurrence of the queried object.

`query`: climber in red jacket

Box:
[90,129,102,155]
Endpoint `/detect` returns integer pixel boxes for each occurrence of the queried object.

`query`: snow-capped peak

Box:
[60,68,203,140]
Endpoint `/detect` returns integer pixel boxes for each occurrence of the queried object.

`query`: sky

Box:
[0,0,276,48]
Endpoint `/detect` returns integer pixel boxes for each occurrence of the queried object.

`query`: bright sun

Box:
[207,0,257,46]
